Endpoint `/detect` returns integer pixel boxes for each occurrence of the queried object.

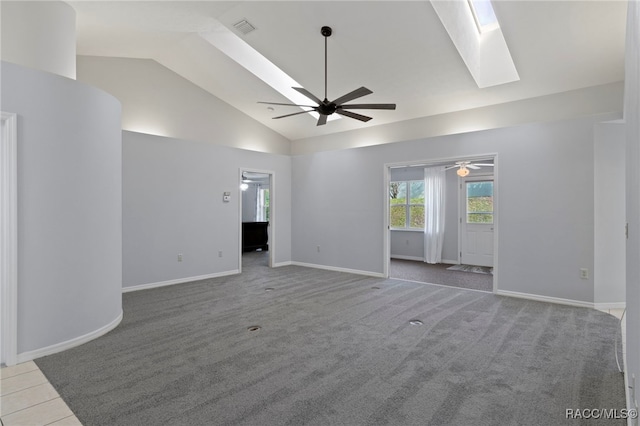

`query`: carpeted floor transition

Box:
[36,252,626,425]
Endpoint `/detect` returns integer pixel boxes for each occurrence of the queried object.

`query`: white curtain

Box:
[424,166,446,264]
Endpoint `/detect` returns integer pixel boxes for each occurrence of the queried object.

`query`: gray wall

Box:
[1,61,122,356]
[77,56,291,156]
[122,131,291,289]
[594,121,626,305]
[292,115,615,303]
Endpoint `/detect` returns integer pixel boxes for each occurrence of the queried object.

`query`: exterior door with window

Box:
[460,178,494,267]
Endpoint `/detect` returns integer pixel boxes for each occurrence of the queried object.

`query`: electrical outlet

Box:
[178,253,183,262]
[580,268,589,279]
[218,251,223,258]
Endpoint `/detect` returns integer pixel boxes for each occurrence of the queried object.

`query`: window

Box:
[468,0,499,34]
[466,181,493,223]
[390,180,425,229]
[257,188,270,222]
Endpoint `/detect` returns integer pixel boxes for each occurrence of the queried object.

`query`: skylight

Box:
[468,0,499,33]
[430,0,519,88]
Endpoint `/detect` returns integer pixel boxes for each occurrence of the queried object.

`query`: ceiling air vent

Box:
[233,19,256,35]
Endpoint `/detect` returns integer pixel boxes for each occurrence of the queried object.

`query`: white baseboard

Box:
[122,270,240,293]
[273,261,293,268]
[390,255,423,261]
[291,261,385,278]
[496,289,594,308]
[441,259,459,265]
[17,310,123,363]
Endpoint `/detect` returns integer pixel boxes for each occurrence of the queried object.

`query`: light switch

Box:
[223,192,231,202]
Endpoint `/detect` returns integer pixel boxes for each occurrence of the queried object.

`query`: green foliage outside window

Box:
[467,182,493,223]
[390,181,425,229]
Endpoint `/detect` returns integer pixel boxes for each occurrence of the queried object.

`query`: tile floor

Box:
[0,308,627,426]
[0,361,81,425]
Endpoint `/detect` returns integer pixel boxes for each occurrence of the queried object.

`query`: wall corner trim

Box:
[122,270,240,293]
[17,310,123,363]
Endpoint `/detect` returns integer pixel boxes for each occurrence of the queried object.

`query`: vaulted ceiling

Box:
[70,1,627,142]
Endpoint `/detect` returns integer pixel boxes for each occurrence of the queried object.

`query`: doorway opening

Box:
[384,155,498,293]
[1,112,18,367]
[239,169,274,272]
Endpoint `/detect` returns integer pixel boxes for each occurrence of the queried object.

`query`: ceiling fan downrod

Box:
[321,26,332,101]
[257,24,396,126]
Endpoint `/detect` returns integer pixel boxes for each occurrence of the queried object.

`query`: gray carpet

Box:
[36,252,625,425]
[390,259,493,292]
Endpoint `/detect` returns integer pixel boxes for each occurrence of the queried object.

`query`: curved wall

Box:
[0,1,76,79]
[1,61,122,359]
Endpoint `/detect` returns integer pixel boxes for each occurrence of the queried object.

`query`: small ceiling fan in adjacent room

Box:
[258,26,396,126]
[445,161,494,177]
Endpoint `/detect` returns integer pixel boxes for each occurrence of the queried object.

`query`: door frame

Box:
[1,112,18,366]
[458,174,495,268]
[238,168,275,272]
[383,153,499,293]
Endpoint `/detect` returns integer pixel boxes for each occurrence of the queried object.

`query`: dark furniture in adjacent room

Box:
[242,222,269,252]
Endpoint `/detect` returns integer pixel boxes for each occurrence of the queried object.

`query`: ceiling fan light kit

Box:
[445,160,494,177]
[457,167,470,177]
[258,26,396,126]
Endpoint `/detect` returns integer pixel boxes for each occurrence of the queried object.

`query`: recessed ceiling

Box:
[70,1,627,142]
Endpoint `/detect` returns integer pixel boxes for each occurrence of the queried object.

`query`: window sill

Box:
[390,228,424,232]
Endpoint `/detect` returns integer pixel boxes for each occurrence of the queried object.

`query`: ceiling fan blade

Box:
[272,110,315,119]
[292,87,322,105]
[336,109,372,122]
[258,101,317,108]
[473,163,495,167]
[467,164,481,169]
[339,103,396,110]
[317,114,328,126]
[332,86,373,106]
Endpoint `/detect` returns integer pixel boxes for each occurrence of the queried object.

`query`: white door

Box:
[460,178,494,267]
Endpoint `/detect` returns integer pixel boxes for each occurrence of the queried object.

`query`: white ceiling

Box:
[70,1,627,142]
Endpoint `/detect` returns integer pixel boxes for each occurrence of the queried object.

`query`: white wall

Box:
[292,115,620,303]
[123,131,291,290]
[76,56,291,156]
[1,61,122,359]
[594,121,626,307]
[624,0,640,414]
[0,1,76,79]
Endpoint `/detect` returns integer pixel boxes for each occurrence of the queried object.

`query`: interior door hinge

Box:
[626,223,629,239]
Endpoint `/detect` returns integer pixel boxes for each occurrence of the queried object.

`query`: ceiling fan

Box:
[445,161,494,177]
[258,26,396,126]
